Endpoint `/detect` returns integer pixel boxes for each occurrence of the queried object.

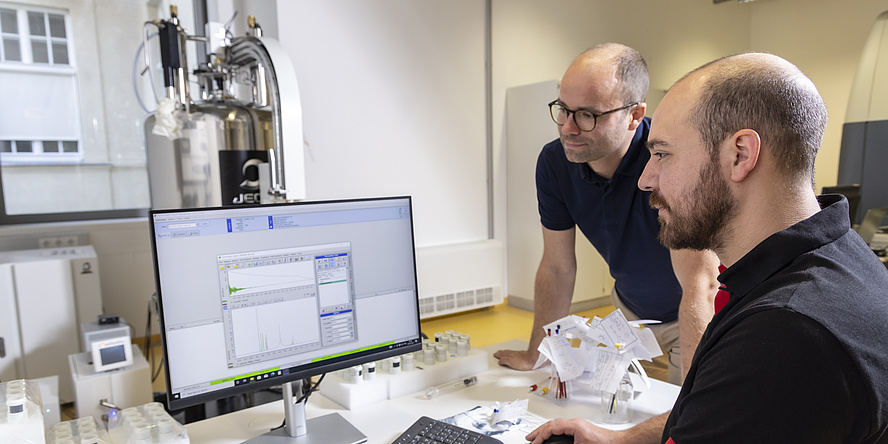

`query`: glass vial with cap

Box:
[425,376,478,399]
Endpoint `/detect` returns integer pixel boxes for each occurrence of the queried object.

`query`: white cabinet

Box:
[505,81,613,312]
[0,246,103,403]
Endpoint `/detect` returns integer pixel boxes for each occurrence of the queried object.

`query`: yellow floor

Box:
[420,300,616,349]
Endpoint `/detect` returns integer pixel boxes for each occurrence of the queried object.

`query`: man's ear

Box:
[727,129,760,182]
[627,102,647,131]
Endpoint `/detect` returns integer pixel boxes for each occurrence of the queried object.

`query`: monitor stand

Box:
[243,381,367,444]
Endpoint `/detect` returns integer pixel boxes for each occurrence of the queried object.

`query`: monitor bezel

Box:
[148,196,423,411]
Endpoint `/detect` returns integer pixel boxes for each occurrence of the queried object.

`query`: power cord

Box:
[270,375,326,431]
[145,293,165,383]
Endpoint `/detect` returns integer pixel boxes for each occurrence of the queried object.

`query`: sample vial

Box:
[133,424,153,444]
[389,356,401,374]
[401,353,414,371]
[363,362,376,380]
[157,417,175,443]
[424,348,436,365]
[457,340,468,356]
[435,344,448,362]
[79,431,99,444]
[349,365,363,383]
[53,428,74,443]
[6,393,25,423]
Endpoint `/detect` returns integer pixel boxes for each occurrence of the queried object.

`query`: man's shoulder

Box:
[538,138,568,168]
[541,138,563,153]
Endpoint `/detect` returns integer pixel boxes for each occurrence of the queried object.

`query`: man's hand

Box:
[526,418,620,444]
[493,348,539,370]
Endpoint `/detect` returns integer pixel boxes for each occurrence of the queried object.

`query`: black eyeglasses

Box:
[548,100,638,132]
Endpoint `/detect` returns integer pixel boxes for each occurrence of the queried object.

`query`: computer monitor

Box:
[821,184,861,225]
[149,196,423,443]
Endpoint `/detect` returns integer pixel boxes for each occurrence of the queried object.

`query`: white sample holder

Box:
[68,344,153,422]
[107,402,189,444]
[47,416,110,444]
[318,348,488,410]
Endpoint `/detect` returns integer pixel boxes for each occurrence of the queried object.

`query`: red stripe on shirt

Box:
[713,264,729,314]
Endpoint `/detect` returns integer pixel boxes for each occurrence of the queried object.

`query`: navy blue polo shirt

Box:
[536,117,681,322]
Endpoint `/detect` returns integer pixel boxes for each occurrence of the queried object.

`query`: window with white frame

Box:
[0,0,155,223]
[0,4,81,163]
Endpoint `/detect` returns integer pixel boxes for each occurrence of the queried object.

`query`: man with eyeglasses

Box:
[494,43,720,385]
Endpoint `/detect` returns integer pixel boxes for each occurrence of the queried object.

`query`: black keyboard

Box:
[392,416,504,444]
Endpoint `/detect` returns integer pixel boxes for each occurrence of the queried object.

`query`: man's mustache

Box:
[649,191,668,211]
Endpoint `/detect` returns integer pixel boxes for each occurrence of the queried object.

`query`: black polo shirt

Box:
[536,118,682,322]
[663,195,888,443]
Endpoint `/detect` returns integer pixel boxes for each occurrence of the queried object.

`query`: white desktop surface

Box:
[184,340,680,444]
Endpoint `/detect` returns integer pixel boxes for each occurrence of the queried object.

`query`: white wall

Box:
[276,1,489,248]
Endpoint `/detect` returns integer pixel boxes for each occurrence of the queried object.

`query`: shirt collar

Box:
[718,194,850,299]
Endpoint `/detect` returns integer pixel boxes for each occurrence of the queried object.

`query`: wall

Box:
[746,0,888,191]
[275,1,489,248]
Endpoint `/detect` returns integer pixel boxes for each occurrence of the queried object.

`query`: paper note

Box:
[601,309,640,352]
[630,358,652,389]
[579,341,600,373]
[633,326,663,361]
[589,348,633,394]
[537,335,585,380]
[542,315,590,339]
[585,316,610,347]
[628,319,663,327]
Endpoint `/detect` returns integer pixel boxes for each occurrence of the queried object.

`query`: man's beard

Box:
[649,158,737,251]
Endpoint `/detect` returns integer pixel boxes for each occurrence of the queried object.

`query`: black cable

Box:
[152,356,165,383]
[271,375,327,431]
[296,374,325,404]
[144,298,153,361]
[146,293,165,383]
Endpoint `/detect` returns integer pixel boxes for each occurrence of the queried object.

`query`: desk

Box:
[184,341,680,443]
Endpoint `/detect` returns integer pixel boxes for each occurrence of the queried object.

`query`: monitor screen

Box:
[149,196,423,411]
[821,184,861,224]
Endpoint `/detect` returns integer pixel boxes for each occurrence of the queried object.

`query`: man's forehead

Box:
[648,86,699,150]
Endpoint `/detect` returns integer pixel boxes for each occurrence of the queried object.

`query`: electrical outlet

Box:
[37,235,79,248]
